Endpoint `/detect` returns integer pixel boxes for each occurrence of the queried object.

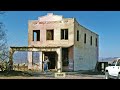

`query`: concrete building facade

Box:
[27,13,99,71]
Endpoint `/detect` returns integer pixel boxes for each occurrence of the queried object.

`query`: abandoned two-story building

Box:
[9,13,99,72]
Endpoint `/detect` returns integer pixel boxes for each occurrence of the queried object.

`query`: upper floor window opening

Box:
[46,29,54,40]
[84,33,86,44]
[33,30,40,41]
[77,30,79,41]
[90,36,92,45]
[96,38,98,47]
[61,29,68,40]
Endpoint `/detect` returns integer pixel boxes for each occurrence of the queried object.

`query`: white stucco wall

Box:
[73,19,98,71]
[74,46,98,71]
[28,14,99,71]
[28,14,74,47]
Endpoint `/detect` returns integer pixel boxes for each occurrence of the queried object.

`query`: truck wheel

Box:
[105,71,109,79]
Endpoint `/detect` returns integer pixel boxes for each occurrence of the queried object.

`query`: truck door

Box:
[114,59,120,76]
[109,60,117,76]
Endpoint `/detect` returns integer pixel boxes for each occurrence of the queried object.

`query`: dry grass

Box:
[0,70,33,77]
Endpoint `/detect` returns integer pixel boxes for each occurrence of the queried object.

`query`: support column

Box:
[9,48,14,71]
[57,47,62,73]
[28,51,33,70]
[43,53,45,62]
[42,53,45,71]
[39,51,43,71]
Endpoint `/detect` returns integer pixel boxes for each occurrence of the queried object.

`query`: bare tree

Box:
[0,11,8,71]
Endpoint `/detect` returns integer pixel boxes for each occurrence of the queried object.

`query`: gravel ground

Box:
[0,75,105,79]
[0,71,105,79]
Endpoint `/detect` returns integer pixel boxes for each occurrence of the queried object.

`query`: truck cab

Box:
[105,58,120,79]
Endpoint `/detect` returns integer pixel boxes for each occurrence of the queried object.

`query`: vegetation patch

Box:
[0,70,33,77]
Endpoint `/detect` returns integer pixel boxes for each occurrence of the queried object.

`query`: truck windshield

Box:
[116,59,120,66]
[110,60,117,66]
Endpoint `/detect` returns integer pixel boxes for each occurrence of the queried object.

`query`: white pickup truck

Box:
[105,58,120,79]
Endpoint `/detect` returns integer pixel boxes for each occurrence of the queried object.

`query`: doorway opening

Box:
[44,51,57,70]
[62,48,69,66]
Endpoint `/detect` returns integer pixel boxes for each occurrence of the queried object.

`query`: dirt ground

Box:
[0,70,105,79]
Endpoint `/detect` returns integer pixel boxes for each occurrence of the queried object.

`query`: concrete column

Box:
[9,48,14,71]
[57,47,62,73]
[9,48,13,64]
[42,53,45,71]
[28,51,33,70]
[39,51,43,71]
[43,53,45,62]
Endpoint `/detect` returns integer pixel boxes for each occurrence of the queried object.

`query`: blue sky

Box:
[0,11,120,58]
